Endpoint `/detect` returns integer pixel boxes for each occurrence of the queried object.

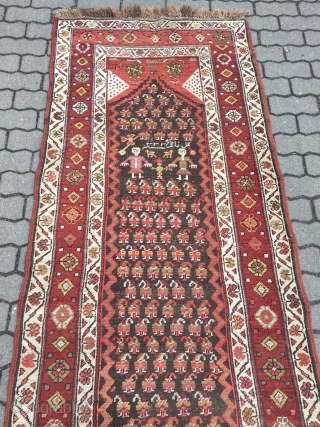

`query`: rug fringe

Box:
[53,5,250,20]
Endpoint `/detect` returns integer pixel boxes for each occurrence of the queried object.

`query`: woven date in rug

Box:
[4,7,320,427]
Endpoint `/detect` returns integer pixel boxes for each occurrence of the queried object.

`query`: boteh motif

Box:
[4,11,320,427]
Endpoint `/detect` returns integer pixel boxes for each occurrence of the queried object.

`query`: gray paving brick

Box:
[288,198,313,221]
[0,171,35,196]
[8,303,17,334]
[198,0,253,13]
[18,246,27,273]
[300,247,320,273]
[305,154,320,176]
[255,45,285,62]
[37,110,44,131]
[0,151,32,173]
[0,335,13,366]
[14,90,47,110]
[0,130,6,150]
[7,129,41,151]
[6,7,51,23]
[0,220,30,245]
[270,95,318,114]
[305,31,320,46]
[280,16,320,31]
[25,196,34,220]
[270,114,297,134]
[314,333,320,357]
[20,55,49,73]
[0,368,9,403]
[284,176,320,197]
[0,303,9,332]
[1,0,30,5]
[291,78,320,95]
[311,305,320,332]
[33,0,75,6]
[0,274,22,302]
[260,30,304,46]
[0,110,37,130]
[77,0,121,6]
[0,54,20,72]
[247,16,279,31]
[0,91,13,111]
[293,222,320,246]
[251,30,258,46]
[0,247,17,274]
[31,152,39,173]
[42,73,49,91]
[0,196,25,221]
[0,38,46,55]
[312,62,320,78]
[264,61,311,78]
[314,199,320,220]
[26,22,52,39]
[0,6,4,20]
[0,72,41,91]
[275,133,320,154]
[299,115,320,134]
[285,46,320,62]
[278,154,304,175]
[0,22,26,38]
[263,78,291,96]
[256,2,297,16]
[299,2,320,16]
[303,274,320,302]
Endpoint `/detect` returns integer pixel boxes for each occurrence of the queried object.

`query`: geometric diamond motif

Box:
[248,258,267,277]
[63,233,77,246]
[75,122,84,130]
[76,87,87,96]
[47,391,66,412]
[230,126,242,136]
[62,207,83,224]
[235,160,248,171]
[263,358,286,380]
[67,191,80,204]
[221,69,233,78]
[57,278,75,296]
[70,152,84,165]
[230,140,247,155]
[255,306,278,329]
[240,214,261,232]
[225,95,237,105]
[249,236,263,251]
[236,175,255,191]
[77,57,88,66]
[261,335,278,352]
[270,388,288,409]
[240,194,257,209]
[59,253,79,272]
[47,359,71,383]
[253,281,270,297]
[52,335,70,352]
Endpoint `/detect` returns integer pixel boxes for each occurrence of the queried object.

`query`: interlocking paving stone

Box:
[0,150,32,173]
[264,61,311,78]
[305,31,320,46]
[299,247,320,274]
[78,0,120,6]
[260,30,304,46]
[278,154,305,176]
[280,16,320,31]
[0,220,30,246]
[291,77,320,95]
[32,0,75,7]
[255,2,297,15]
[0,368,9,403]
[303,274,320,302]
[0,196,25,221]
[26,23,52,39]
[286,46,320,62]
[0,336,13,367]
[0,110,38,130]
[284,176,320,197]
[24,196,34,220]
[0,90,13,111]
[263,78,291,96]
[269,114,297,134]
[311,305,320,331]
[20,55,50,73]
[292,222,320,247]
[0,172,35,196]
[31,152,39,172]
[247,16,279,31]
[8,304,17,334]
[37,111,44,130]
[299,2,320,16]
[1,0,30,5]
[0,130,6,150]
[299,114,320,134]
[255,45,285,62]
[7,129,42,151]
[18,246,27,273]
[269,95,318,114]
[0,274,22,303]
[0,22,26,38]
[314,199,320,220]
[6,7,51,23]
[0,38,47,55]
[275,134,320,154]
[288,198,313,221]
[0,247,18,275]
[0,71,41,91]
[0,303,9,332]
[0,55,20,73]
[14,89,47,110]
[305,154,320,176]
[312,62,320,78]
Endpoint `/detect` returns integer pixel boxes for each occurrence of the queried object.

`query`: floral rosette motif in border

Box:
[4,9,320,427]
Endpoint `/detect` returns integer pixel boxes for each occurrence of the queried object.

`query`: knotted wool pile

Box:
[4,6,320,427]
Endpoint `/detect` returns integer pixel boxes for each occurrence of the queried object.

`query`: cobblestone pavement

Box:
[1,0,320,423]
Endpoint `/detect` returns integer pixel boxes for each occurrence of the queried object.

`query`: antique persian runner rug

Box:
[4,6,320,427]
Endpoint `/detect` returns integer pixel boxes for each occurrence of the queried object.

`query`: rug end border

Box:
[52,5,250,20]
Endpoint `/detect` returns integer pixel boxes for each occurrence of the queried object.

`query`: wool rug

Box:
[4,6,320,427]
